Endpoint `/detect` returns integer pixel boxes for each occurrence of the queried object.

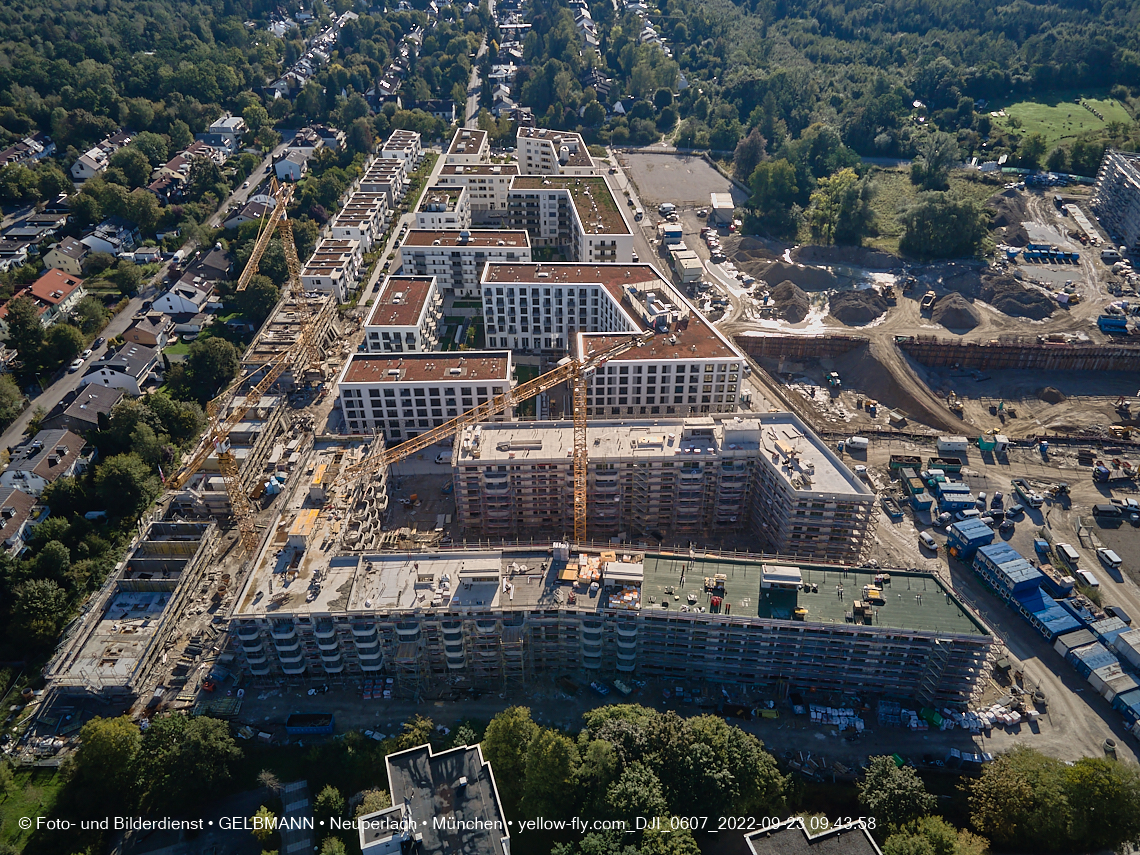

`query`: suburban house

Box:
[81,216,141,256]
[26,269,87,325]
[123,312,173,349]
[224,200,273,231]
[43,237,90,276]
[132,245,163,264]
[186,246,233,283]
[0,429,89,497]
[206,115,248,149]
[276,149,309,181]
[168,312,213,339]
[0,486,41,556]
[153,280,214,316]
[40,385,126,435]
[80,343,160,396]
[0,133,55,169]
[408,99,457,122]
[70,131,131,181]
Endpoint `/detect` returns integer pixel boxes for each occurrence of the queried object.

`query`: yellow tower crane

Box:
[166,178,331,554]
[336,330,655,542]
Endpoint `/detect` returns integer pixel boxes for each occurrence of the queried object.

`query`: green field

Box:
[991,91,1134,149]
[0,768,66,851]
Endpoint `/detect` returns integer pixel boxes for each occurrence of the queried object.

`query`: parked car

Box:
[998,520,1015,533]
[93,337,106,348]
[919,531,937,551]
[991,491,1004,508]
[68,357,85,373]
[1006,502,1024,517]
[80,348,92,359]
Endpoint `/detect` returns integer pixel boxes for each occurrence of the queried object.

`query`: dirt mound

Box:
[980,274,1054,319]
[1039,386,1066,404]
[988,189,1031,247]
[793,244,900,270]
[751,260,840,291]
[770,279,810,323]
[932,293,980,330]
[828,289,888,325]
[940,268,982,297]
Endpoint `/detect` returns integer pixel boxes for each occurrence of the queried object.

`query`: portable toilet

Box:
[977,434,997,452]
[994,434,1009,452]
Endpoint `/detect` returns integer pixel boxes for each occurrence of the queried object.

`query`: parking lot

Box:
[618,150,748,208]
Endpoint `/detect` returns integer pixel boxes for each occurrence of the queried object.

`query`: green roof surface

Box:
[640,555,988,636]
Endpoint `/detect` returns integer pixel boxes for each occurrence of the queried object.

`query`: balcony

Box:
[271,625,296,641]
[395,623,421,638]
[314,624,336,639]
[317,637,339,651]
[351,623,376,637]
[320,649,342,662]
[242,640,264,654]
[279,650,304,664]
[358,648,383,661]
[246,653,268,665]
[249,664,272,676]
[238,625,260,640]
[322,661,345,674]
[282,663,307,675]
[616,660,636,673]
[274,639,300,653]
[361,661,384,672]
[616,637,636,651]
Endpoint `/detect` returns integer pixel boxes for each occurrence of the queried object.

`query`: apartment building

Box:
[516,127,595,176]
[449,413,875,560]
[1092,149,1140,251]
[381,129,423,170]
[301,238,363,302]
[363,276,443,353]
[335,351,514,438]
[330,192,388,250]
[506,176,633,263]
[398,230,531,298]
[359,159,406,205]
[445,127,490,165]
[480,263,743,413]
[435,163,519,224]
[414,186,472,230]
[227,544,992,707]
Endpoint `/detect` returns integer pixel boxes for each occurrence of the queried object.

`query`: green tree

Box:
[899,193,989,259]
[243,103,270,133]
[94,453,160,519]
[523,729,579,819]
[857,756,936,829]
[319,839,347,855]
[482,706,538,813]
[395,714,435,750]
[72,295,110,334]
[111,261,144,297]
[582,101,606,126]
[1063,756,1140,851]
[0,374,25,428]
[639,820,701,855]
[130,132,169,168]
[72,716,142,813]
[356,789,392,818]
[910,131,959,190]
[607,762,667,824]
[9,578,69,644]
[733,127,767,182]
[653,88,674,110]
[968,747,1070,851]
[68,193,103,228]
[108,147,153,188]
[1017,132,1047,169]
[231,275,280,324]
[179,338,240,404]
[346,118,375,155]
[314,785,346,825]
[43,323,85,368]
[134,715,242,813]
[35,540,71,581]
[749,158,799,232]
[6,295,44,363]
[252,805,277,843]
[807,167,874,244]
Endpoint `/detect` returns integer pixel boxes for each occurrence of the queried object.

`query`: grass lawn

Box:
[990,90,1134,149]
[0,768,66,851]
[163,340,191,358]
[863,167,1003,255]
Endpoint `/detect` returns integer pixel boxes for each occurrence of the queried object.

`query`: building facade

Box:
[414,187,471,230]
[381,129,422,170]
[435,164,519,224]
[398,230,531,298]
[359,159,406,205]
[301,238,363,302]
[516,127,595,175]
[330,193,388,250]
[445,128,490,165]
[505,176,633,263]
[336,350,514,438]
[1092,149,1140,252]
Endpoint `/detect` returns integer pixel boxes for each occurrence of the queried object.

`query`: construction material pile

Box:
[828,289,888,325]
[932,293,981,330]
[981,273,1054,319]
[770,279,811,323]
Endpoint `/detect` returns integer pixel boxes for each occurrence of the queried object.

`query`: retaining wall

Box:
[898,336,1140,372]
[735,333,866,361]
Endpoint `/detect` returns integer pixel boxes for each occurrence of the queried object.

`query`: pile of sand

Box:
[932,293,980,331]
[752,260,840,291]
[1039,386,1066,404]
[988,189,1031,247]
[770,279,810,323]
[829,289,888,325]
[980,274,1054,319]
[793,244,899,270]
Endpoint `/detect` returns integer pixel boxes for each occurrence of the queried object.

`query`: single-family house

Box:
[123,312,173,349]
[0,487,41,555]
[168,312,213,338]
[0,429,89,497]
[206,115,248,149]
[27,269,86,325]
[224,200,273,231]
[132,245,163,264]
[187,246,233,283]
[42,237,90,276]
[276,149,309,181]
[80,343,160,396]
[41,385,126,435]
[81,216,141,256]
[153,280,214,316]
[0,133,55,169]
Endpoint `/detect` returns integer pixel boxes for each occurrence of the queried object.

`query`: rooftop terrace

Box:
[511,176,629,234]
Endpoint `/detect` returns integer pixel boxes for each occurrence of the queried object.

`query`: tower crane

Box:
[335,330,655,542]
[166,178,332,554]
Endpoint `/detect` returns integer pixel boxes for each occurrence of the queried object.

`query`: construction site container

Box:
[1113,628,1140,670]
[1098,315,1128,333]
[890,455,922,470]
[937,436,969,454]
[977,435,996,451]
[1090,662,1138,702]
[911,491,933,511]
[974,542,1043,595]
[994,435,1009,451]
[946,519,994,559]
[927,456,963,473]
[1067,642,1117,679]
[1088,616,1129,647]
[286,713,335,735]
[1054,628,1096,658]
[1112,687,1140,724]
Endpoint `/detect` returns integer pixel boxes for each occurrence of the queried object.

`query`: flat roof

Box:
[510,176,628,234]
[419,189,463,211]
[340,351,511,384]
[441,164,519,176]
[757,411,871,495]
[368,276,436,327]
[448,128,488,155]
[483,262,741,361]
[517,127,592,168]
[403,230,530,248]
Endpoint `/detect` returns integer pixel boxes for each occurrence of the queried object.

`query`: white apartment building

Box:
[381,129,423,170]
[1093,149,1140,252]
[336,351,514,439]
[359,159,406,205]
[364,276,443,353]
[330,192,388,250]
[506,176,633,264]
[479,264,743,419]
[414,186,472,230]
[516,127,595,176]
[445,128,490,165]
[435,163,519,224]
[398,230,531,298]
[301,238,363,302]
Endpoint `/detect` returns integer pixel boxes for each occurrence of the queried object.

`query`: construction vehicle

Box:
[920,291,937,312]
[881,284,896,304]
[1011,478,1044,508]
[1093,461,1138,484]
[167,178,330,554]
[947,391,963,415]
[827,372,841,392]
[334,330,656,542]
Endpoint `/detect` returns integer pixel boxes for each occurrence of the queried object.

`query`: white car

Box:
[68,357,85,373]
[919,532,937,551]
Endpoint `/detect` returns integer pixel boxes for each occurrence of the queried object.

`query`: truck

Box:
[1098,315,1129,334]
[1012,478,1044,508]
[845,436,869,452]
[920,291,938,312]
[1093,464,1137,484]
